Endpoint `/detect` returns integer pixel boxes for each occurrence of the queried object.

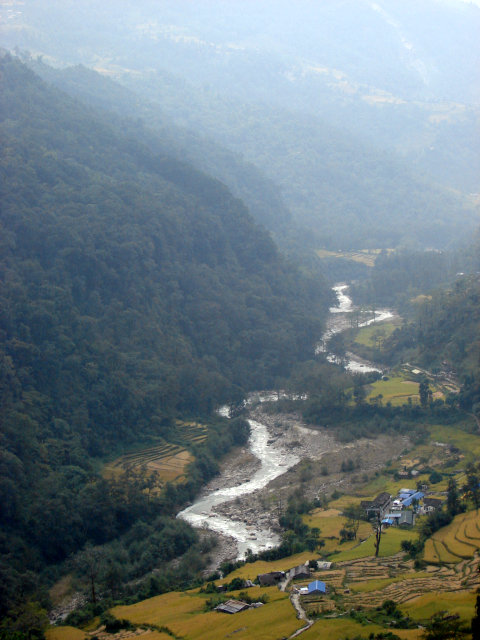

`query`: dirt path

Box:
[289,593,314,638]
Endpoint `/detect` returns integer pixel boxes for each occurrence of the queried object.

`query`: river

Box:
[178,284,393,558]
[320,284,393,374]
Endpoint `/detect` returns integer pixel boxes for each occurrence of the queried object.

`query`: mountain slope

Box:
[0,55,330,616]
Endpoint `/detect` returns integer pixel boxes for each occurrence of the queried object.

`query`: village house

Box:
[289,564,311,581]
[399,510,415,527]
[257,571,285,586]
[401,491,424,507]
[422,497,445,513]
[361,492,392,519]
[308,580,327,595]
[215,599,250,614]
[383,512,402,526]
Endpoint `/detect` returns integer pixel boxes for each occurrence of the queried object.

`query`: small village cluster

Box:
[215,487,447,615]
[361,485,445,529]
[215,561,333,614]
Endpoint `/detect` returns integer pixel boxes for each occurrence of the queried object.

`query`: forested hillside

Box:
[25,60,294,237]
[0,55,329,621]
[378,243,480,412]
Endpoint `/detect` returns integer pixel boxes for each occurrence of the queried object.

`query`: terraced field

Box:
[176,420,208,446]
[316,248,386,266]
[337,549,480,610]
[104,442,193,485]
[103,422,208,486]
[423,510,480,565]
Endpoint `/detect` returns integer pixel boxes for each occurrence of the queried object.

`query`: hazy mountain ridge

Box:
[17,55,478,252]
[2,0,478,235]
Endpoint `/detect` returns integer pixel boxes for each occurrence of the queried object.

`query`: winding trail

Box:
[289,593,314,638]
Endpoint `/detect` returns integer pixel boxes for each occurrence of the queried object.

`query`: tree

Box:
[472,593,480,640]
[71,544,105,604]
[422,611,469,640]
[353,379,367,407]
[463,463,480,511]
[372,512,383,558]
[343,504,364,540]
[446,477,461,516]
[419,378,431,408]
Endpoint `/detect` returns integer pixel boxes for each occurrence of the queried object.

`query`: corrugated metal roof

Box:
[216,599,250,614]
[308,580,326,594]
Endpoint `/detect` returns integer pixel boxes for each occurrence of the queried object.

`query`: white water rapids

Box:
[178,413,299,557]
[178,284,392,557]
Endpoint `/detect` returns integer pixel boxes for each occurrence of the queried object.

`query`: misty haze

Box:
[1,2,480,638]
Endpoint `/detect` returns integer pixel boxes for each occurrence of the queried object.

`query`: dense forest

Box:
[0,55,331,625]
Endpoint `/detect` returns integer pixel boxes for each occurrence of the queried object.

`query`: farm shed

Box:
[308,580,327,595]
[423,497,444,512]
[289,564,311,580]
[361,492,392,519]
[257,571,285,586]
[215,599,250,614]
[399,510,415,527]
[385,513,402,524]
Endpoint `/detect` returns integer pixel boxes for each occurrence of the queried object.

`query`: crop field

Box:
[316,248,386,266]
[423,510,480,564]
[104,442,193,485]
[367,376,420,406]
[45,628,85,640]
[47,625,182,640]
[175,420,208,445]
[354,322,398,348]
[112,586,300,640]
[332,527,418,562]
[225,551,315,581]
[400,591,477,623]
[301,616,422,640]
[303,508,372,554]
[428,423,480,461]
[328,495,365,510]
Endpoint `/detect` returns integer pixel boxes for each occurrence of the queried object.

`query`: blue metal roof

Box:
[402,491,424,507]
[308,580,326,594]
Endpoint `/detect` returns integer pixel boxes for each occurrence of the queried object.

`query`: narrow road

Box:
[288,592,314,638]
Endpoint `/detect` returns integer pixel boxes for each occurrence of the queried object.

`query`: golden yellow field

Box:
[315,248,389,267]
[104,443,193,485]
[112,586,300,640]
[332,527,418,561]
[424,510,480,564]
[225,552,315,581]
[465,518,480,540]
[45,628,85,640]
[400,591,477,622]
[303,508,372,554]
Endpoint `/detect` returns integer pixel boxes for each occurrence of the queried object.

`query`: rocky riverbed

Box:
[203,404,410,562]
